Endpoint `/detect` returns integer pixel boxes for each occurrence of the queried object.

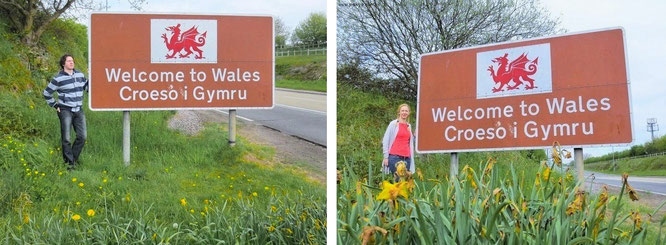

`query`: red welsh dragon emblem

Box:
[487,53,539,93]
[160,24,207,59]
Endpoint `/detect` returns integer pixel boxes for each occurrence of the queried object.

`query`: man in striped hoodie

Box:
[43,54,89,170]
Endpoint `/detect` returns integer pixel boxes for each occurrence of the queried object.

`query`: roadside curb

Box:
[276,87,327,95]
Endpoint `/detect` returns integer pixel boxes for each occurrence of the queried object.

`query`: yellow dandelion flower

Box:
[271,206,277,212]
[34,170,38,175]
[265,186,269,190]
[189,209,194,213]
[180,198,187,206]
[252,192,258,197]
[118,177,122,180]
[102,178,108,183]
[23,214,30,224]
[58,172,62,176]
[72,214,81,221]
[287,228,293,234]
[87,209,95,217]
[72,178,77,182]
[76,201,81,206]
[41,173,45,177]
[203,199,209,205]
[103,170,107,174]
[268,225,276,232]
[50,150,54,154]
[376,181,409,201]
[152,233,157,240]
[78,182,84,187]
[125,194,131,202]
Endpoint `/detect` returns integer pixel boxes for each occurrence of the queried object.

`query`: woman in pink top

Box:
[382,104,415,182]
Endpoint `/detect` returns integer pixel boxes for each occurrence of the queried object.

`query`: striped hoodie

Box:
[43,69,88,112]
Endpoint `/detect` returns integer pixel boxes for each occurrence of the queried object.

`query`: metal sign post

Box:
[574,147,584,187]
[123,111,130,166]
[229,109,237,146]
[450,152,459,178]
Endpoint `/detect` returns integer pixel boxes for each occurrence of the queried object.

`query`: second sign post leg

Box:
[229,109,236,147]
[123,111,130,166]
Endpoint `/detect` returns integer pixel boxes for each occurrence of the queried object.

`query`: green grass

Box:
[276,79,326,92]
[275,55,326,92]
[586,155,666,176]
[276,55,326,67]
[0,90,325,243]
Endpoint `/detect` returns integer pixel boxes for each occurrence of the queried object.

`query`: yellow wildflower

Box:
[271,206,277,212]
[286,228,293,234]
[72,214,81,221]
[103,178,107,183]
[180,198,187,206]
[268,225,276,232]
[484,157,496,175]
[203,199,209,205]
[543,167,551,180]
[396,161,408,178]
[23,214,30,224]
[622,173,639,201]
[72,178,77,182]
[58,172,62,176]
[87,209,95,217]
[152,233,157,240]
[631,211,642,229]
[252,192,258,197]
[78,182,84,187]
[596,185,609,208]
[376,181,409,201]
[125,194,131,202]
[189,209,194,213]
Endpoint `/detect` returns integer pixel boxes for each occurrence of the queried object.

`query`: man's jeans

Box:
[57,108,86,165]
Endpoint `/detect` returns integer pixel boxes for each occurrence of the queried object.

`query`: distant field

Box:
[586,155,666,176]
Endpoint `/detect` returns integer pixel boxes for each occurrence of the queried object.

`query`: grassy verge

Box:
[0,90,325,243]
[586,155,666,176]
[275,55,326,92]
[276,79,326,92]
[336,83,665,243]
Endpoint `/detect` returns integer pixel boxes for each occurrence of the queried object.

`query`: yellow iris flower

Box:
[376,181,409,201]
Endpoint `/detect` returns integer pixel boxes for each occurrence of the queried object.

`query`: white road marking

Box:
[276,104,326,114]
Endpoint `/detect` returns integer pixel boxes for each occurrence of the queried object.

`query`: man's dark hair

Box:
[59,54,73,70]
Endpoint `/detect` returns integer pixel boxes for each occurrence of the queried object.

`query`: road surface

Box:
[585,171,666,196]
[218,88,327,146]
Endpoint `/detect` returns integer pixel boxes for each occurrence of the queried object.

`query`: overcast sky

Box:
[541,0,666,157]
[91,0,326,37]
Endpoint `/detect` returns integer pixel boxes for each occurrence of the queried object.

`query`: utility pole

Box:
[647,118,659,141]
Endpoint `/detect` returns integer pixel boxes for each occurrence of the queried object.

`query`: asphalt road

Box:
[585,171,666,196]
[218,88,327,146]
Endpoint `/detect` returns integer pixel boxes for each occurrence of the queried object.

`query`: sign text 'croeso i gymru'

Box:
[89,13,274,110]
[416,28,632,153]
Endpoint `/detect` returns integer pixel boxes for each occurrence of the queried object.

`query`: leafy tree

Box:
[0,0,145,47]
[274,17,289,47]
[292,12,326,45]
[338,0,561,97]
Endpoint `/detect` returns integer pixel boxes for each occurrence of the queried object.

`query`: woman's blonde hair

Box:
[396,103,410,122]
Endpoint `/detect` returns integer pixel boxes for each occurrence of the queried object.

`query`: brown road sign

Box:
[89,13,274,110]
[416,28,633,153]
